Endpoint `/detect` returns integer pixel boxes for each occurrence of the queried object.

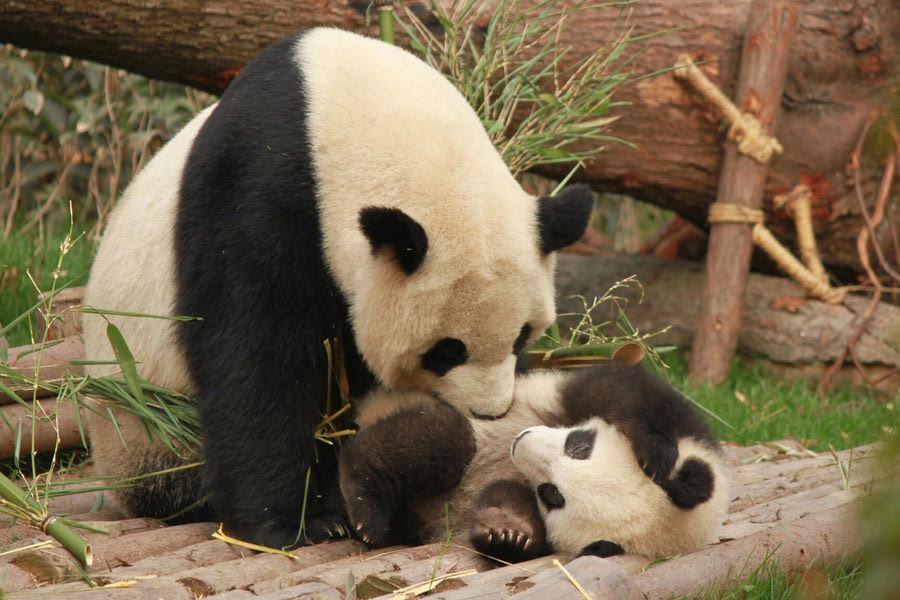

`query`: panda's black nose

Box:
[511,429,530,455]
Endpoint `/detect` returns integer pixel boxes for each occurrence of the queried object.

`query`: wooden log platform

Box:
[1,439,893,599]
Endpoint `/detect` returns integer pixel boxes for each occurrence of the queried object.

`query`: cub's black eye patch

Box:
[422,338,468,376]
[564,429,596,460]
[512,323,533,355]
[537,483,565,510]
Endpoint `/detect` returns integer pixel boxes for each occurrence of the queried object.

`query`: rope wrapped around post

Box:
[674,54,783,164]
[706,195,846,304]
[772,184,828,286]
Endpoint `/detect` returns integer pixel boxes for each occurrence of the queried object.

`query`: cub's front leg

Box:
[339,398,476,547]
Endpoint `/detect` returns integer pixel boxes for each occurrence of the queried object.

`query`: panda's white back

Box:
[82,106,215,389]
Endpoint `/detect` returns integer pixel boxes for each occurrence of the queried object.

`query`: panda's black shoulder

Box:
[177,27,321,282]
[182,30,311,192]
[558,361,717,446]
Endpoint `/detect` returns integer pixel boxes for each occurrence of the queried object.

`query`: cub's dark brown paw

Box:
[470,505,544,563]
[343,491,392,547]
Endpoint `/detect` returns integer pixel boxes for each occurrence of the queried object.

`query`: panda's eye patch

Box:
[512,323,533,355]
[422,338,469,376]
[564,429,596,460]
[537,483,565,510]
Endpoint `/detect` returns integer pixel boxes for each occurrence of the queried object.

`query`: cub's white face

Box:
[510,417,728,558]
[511,417,665,555]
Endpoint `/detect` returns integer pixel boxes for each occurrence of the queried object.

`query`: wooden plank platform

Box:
[1,439,894,599]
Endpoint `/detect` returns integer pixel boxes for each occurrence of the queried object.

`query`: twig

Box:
[821,112,895,396]
[2,137,22,241]
[19,158,75,234]
[552,558,593,600]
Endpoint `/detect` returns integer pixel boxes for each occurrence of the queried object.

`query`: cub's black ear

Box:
[359,206,428,275]
[578,540,625,558]
[659,457,715,509]
[536,184,594,254]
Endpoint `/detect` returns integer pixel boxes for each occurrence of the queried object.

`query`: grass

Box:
[397,0,636,177]
[695,555,865,600]
[0,216,96,348]
[665,353,898,452]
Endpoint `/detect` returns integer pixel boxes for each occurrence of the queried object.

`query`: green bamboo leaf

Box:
[0,379,22,403]
[535,147,572,160]
[105,322,143,402]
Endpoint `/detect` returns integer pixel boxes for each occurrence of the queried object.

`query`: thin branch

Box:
[821,111,895,396]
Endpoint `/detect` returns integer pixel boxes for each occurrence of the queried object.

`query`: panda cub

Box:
[339,361,729,562]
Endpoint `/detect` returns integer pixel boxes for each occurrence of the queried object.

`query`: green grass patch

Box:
[694,555,864,600]
[0,218,95,347]
[665,353,898,451]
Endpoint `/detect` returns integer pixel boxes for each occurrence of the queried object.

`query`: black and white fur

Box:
[340,362,729,562]
[81,28,593,549]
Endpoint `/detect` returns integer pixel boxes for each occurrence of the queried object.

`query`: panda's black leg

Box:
[470,479,549,563]
[339,401,476,547]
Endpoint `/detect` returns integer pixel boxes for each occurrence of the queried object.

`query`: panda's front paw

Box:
[302,512,352,544]
[470,506,545,563]
[343,491,392,547]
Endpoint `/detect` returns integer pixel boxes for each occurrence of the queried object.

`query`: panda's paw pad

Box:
[471,506,535,558]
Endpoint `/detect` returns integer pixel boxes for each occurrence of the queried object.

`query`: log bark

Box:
[2,439,883,598]
[0,397,85,458]
[0,336,85,402]
[632,502,862,599]
[554,254,900,378]
[690,0,797,383]
[1,1,898,278]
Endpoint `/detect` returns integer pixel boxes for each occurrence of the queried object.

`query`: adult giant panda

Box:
[81,28,594,549]
[339,361,729,562]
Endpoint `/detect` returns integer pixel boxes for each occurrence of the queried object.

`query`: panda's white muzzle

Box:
[432,354,517,418]
[510,425,559,482]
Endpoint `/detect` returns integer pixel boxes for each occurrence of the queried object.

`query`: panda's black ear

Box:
[536,184,594,254]
[359,206,428,275]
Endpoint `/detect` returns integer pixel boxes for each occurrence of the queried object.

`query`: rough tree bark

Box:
[1,0,898,278]
[554,253,900,382]
[689,0,796,384]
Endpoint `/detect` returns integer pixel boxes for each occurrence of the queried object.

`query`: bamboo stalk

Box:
[0,471,93,567]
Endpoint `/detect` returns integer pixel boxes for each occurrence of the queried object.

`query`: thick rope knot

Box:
[674,54,782,164]
[727,114,783,164]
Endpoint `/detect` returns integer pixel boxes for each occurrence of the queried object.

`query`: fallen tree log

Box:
[632,502,862,599]
[0,397,85,459]
[1,0,898,278]
[1,440,886,598]
[554,253,900,380]
[0,336,85,402]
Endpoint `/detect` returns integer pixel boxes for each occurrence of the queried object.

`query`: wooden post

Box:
[688,0,797,384]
